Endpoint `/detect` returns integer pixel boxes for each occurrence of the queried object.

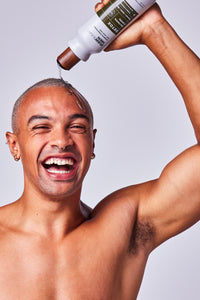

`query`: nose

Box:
[50,127,74,150]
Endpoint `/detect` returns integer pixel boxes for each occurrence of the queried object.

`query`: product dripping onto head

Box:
[71,89,88,113]
[58,63,63,80]
[57,62,86,112]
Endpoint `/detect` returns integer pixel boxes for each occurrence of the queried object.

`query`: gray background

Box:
[1,0,200,299]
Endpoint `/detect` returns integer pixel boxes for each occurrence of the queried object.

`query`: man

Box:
[3,1,200,299]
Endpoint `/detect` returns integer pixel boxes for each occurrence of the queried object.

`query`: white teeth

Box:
[44,158,74,166]
[47,169,71,174]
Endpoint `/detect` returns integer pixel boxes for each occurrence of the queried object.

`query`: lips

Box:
[42,155,78,179]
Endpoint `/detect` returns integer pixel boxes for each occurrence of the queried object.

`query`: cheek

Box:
[78,135,93,153]
[19,146,37,171]
[19,137,46,165]
[75,136,93,167]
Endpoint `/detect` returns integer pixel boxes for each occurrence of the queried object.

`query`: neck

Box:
[14,187,86,241]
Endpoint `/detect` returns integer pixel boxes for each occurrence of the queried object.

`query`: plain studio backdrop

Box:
[0,0,200,299]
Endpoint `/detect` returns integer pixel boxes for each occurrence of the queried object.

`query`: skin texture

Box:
[3,2,200,299]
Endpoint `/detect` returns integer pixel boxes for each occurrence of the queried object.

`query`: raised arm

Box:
[137,8,200,247]
[143,11,200,142]
[96,2,200,141]
[95,2,200,249]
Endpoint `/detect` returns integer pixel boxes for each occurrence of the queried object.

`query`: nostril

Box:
[50,133,74,150]
[51,145,74,152]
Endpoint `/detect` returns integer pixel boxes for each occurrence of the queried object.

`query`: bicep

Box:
[139,144,200,249]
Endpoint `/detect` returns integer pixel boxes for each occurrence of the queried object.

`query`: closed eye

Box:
[69,124,87,133]
[33,126,49,129]
[31,125,51,133]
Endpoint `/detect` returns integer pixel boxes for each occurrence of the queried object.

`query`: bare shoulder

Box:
[91,181,156,255]
[0,201,19,234]
[92,185,137,220]
[87,144,200,256]
[137,144,200,249]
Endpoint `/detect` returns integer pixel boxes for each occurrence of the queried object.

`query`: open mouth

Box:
[42,157,76,174]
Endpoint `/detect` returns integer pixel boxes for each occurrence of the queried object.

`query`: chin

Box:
[38,181,81,201]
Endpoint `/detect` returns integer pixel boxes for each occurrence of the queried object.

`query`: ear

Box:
[92,129,97,150]
[6,131,21,160]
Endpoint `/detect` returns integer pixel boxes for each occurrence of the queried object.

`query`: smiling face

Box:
[7,86,96,201]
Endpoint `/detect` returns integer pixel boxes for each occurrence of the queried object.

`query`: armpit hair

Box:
[128,220,155,255]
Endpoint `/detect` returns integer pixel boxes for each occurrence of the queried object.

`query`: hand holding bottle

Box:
[95,0,164,51]
[57,0,159,69]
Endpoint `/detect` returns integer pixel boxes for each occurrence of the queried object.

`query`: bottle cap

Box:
[57,47,80,70]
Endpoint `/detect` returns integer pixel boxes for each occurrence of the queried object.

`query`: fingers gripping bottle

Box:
[57,0,156,70]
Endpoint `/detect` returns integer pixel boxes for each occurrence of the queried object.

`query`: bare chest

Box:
[0,219,149,300]
[0,239,126,300]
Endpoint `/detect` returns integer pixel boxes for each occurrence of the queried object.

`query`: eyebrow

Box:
[69,113,90,123]
[27,115,52,125]
[27,113,90,126]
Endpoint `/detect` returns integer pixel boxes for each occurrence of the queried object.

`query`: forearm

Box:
[144,18,200,141]
[97,1,200,140]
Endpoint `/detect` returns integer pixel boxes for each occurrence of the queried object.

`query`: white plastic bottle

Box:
[57,0,156,70]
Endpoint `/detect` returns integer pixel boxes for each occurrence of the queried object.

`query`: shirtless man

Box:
[2,1,200,299]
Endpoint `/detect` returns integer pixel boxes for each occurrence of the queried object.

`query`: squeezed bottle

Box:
[57,0,156,70]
